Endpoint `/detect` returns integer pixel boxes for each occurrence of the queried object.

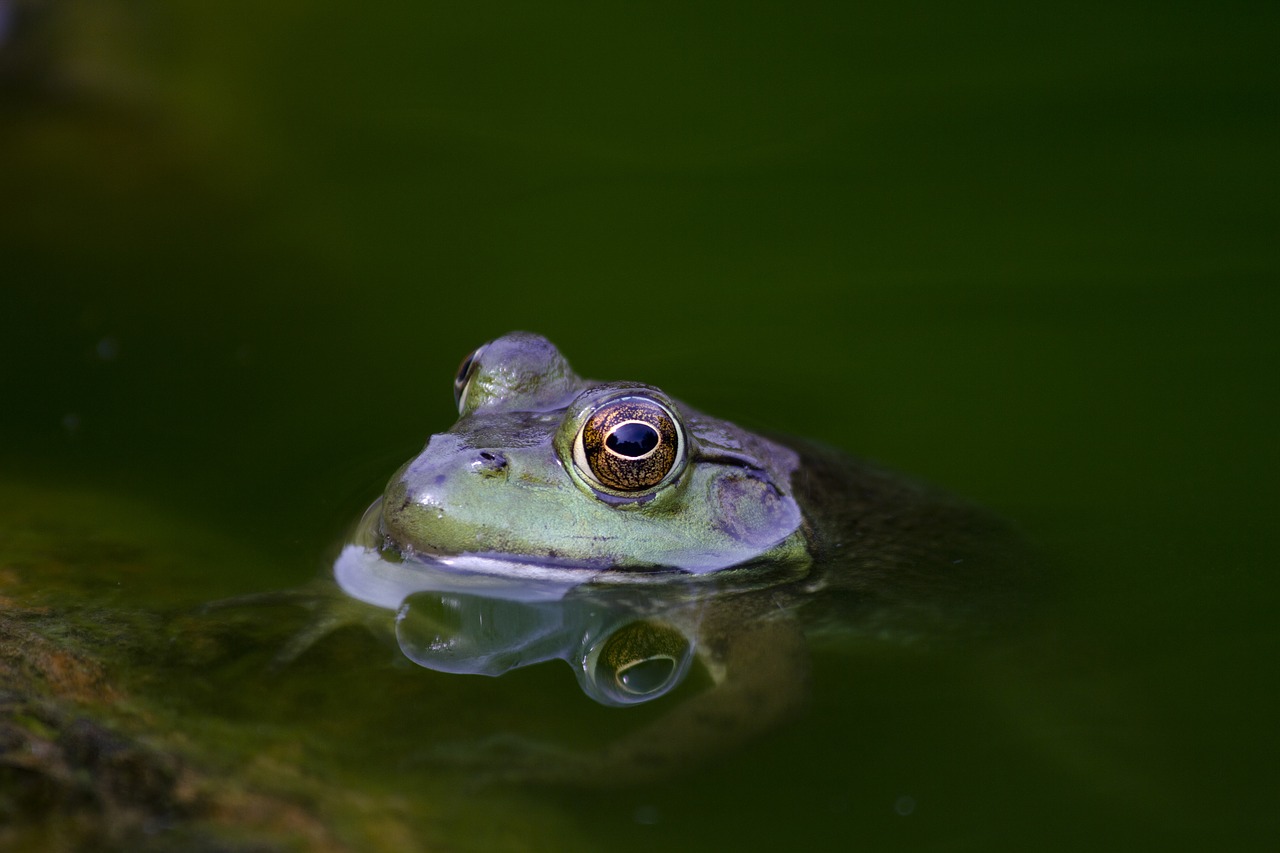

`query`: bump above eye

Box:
[573,396,683,493]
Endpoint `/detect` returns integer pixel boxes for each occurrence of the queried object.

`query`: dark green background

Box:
[2,1,1276,850]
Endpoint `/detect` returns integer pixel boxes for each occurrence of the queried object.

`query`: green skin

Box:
[381,331,810,575]
[366,332,1021,785]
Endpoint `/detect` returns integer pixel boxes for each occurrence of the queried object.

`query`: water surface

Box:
[1,2,1276,850]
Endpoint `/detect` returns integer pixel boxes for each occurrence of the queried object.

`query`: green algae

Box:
[0,482,594,852]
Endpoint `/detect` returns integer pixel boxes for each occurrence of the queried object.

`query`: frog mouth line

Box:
[359,495,697,580]
[394,543,694,580]
[335,541,811,616]
[334,543,697,610]
[377,516,681,577]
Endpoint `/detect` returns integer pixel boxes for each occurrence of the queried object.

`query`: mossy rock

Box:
[0,482,593,852]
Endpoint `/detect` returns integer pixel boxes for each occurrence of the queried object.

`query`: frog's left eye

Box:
[573,396,684,493]
[452,343,488,413]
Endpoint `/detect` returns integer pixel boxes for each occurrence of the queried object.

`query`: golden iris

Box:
[577,397,680,491]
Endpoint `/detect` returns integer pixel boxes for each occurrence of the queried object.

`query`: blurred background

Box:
[1,1,1276,849]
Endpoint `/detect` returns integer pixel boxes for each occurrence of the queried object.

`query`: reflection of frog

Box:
[337,332,1024,784]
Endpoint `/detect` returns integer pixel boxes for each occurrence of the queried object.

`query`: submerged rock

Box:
[0,483,593,852]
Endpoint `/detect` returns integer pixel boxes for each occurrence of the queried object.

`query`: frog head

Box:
[379,332,808,575]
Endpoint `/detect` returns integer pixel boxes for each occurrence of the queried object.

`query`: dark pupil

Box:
[606,422,659,458]
[618,657,676,695]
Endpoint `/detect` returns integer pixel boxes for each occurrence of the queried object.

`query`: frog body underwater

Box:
[336,332,1021,784]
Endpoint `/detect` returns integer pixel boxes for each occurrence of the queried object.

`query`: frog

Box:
[334,331,1025,785]
[377,330,809,576]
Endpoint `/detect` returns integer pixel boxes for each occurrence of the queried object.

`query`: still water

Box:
[2,2,1276,850]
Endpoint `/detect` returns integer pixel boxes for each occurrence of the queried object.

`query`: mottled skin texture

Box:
[363,333,1025,785]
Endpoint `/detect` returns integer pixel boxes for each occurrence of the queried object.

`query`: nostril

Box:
[473,451,508,474]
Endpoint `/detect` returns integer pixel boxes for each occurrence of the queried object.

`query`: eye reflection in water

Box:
[395,591,697,707]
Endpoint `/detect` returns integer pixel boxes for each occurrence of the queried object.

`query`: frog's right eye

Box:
[572,395,685,494]
[452,343,488,413]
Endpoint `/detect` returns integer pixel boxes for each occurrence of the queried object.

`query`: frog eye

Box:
[583,620,694,706]
[452,343,488,413]
[573,396,684,493]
